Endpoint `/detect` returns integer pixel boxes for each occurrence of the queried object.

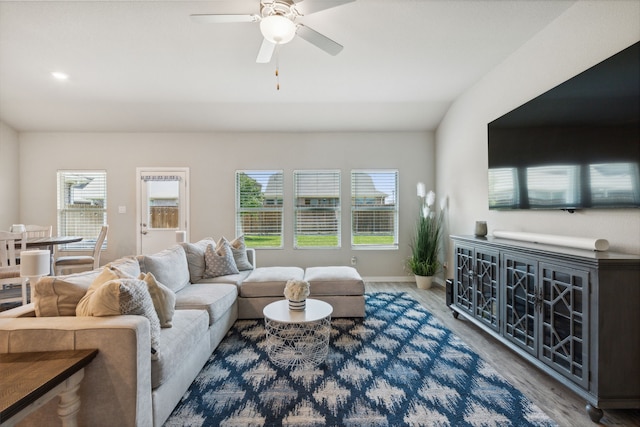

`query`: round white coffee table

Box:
[263,299,333,368]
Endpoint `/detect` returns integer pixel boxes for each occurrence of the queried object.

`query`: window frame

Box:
[235,170,284,249]
[293,169,341,249]
[56,170,108,251]
[351,169,399,250]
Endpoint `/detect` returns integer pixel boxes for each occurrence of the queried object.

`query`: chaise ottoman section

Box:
[304,266,365,318]
[238,267,305,318]
[237,265,365,319]
[304,266,365,296]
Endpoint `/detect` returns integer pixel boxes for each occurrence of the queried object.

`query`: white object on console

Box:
[492,230,609,252]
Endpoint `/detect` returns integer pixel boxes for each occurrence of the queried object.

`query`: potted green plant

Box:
[407,183,444,289]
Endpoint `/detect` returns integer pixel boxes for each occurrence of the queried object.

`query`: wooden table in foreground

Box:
[0,349,98,427]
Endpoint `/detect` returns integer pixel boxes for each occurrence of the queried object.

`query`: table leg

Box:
[57,369,84,427]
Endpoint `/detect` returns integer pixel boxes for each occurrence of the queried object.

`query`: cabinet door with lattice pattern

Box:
[454,243,474,315]
[503,254,537,355]
[473,248,499,331]
[539,263,589,388]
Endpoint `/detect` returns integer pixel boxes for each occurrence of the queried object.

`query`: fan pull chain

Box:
[275,48,280,90]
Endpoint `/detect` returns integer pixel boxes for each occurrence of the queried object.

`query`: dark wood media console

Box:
[450,235,640,423]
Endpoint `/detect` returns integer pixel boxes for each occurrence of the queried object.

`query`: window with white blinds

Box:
[57,170,107,251]
[351,170,398,249]
[235,170,284,248]
[293,170,341,249]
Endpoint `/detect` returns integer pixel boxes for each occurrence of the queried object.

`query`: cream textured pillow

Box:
[75,267,121,315]
[204,241,239,278]
[33,269,101,317]
[76,277,161,358]
[227,235,254,271]
[138,272,176,328]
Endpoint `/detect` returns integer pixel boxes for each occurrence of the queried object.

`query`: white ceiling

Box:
[0,0,576,133]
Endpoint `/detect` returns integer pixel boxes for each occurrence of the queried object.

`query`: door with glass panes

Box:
[137,168,189,255]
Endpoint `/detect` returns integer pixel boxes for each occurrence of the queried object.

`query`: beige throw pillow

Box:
[138,272,176,328]
[76,277,161,358]
[75,267,121,315]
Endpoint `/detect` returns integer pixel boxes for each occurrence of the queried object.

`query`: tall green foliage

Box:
[407,208,443,277]
[238,173,264,208]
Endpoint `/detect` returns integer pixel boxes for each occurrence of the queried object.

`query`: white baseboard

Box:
[363,276,445,287]
[363,276,414,282]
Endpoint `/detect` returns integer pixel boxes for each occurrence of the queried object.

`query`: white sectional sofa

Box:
[0,238,364,427]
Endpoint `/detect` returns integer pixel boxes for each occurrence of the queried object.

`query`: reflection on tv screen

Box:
[488,162,640,209]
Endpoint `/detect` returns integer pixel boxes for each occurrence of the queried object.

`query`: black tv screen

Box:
[488,42,640,211]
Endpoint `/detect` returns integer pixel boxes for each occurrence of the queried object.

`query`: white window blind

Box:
[351,170,398,249]
[293,170,341,249]
[236,170,283,248]
[57,170,107,251]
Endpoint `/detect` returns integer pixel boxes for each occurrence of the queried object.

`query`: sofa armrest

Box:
[0,303,36,318]
[246,248,256,268]
[0,315,153,427]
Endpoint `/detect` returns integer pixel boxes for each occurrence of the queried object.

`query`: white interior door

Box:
[137,168,189,255]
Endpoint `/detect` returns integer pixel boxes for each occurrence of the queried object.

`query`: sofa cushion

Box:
[138,272,176,328]
[75,277,162,357]
[174,283,237,325]
[137,245,190,293]
[240,266,305,298]
[180,238,215,283]
[303,266,365,296]
[33,269,101,317]
[107,256,142,278]
[196,269,253,286]
[203,241,239,278]
[152,309,209,389]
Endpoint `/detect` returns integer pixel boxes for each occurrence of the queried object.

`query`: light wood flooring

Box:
[365,282,640,427]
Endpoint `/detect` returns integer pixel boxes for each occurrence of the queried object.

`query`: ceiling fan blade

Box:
[296,24,343,56]
[190,14,260,24]
[256,39,276,63]
[293,0,355,15]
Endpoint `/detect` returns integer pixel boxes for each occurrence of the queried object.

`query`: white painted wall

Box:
[436,0,640,278]
[17,131,434,278]
[0,121,19,229]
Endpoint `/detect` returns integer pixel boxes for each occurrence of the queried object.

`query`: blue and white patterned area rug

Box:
[164,292,556,427]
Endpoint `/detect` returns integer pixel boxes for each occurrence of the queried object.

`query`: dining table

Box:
[22,236,83,249]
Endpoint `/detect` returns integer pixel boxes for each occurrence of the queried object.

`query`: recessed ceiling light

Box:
[51,71,69,80]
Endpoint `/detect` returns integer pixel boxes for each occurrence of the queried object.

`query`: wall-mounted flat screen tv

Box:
[488,42,639,211]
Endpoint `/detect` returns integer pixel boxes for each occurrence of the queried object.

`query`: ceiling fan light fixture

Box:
[260,15,296,44]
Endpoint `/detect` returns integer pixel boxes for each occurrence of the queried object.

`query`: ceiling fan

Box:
[191,0,354,63]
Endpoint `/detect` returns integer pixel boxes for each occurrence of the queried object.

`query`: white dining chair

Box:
[54,225,108,275]
[25,224,53,239]
[23,224,55,270]
[0,231,28,305]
